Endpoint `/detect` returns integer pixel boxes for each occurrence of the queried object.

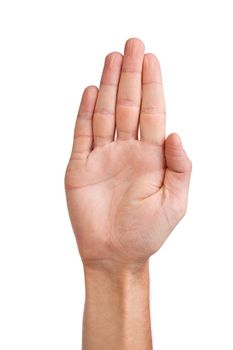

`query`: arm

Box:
[65,38,192,349]
[83,262,151,350]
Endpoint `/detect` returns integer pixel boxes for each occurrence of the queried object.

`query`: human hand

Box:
[65,38,192,269]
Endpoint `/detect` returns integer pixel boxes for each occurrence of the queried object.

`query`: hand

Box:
[65,38,192,268]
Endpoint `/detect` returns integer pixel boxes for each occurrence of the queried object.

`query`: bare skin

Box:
[65,38,192,349]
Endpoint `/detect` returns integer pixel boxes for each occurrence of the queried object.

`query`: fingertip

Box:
[168,133,192,166]
[80,86,98,111]
[104,52,123,67]
[166,133,182,146]
[125,37,145,52]
[165,133,192,173]
[84,85,98,97]
[144,53,160,66]
[142,53,163,86]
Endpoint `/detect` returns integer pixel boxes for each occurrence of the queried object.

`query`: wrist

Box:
[83,258,150,276]
[82,259,152,349]
[83,259,150,300]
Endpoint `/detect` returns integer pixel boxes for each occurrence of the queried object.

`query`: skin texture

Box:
[65,38,192,349]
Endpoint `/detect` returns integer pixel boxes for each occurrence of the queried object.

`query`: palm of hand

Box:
[65,39,191,265]
[66,141,167,262]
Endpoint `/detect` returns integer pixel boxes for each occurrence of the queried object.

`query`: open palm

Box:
[65,39,192,265]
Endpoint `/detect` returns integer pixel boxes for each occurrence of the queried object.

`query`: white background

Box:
[0,0,233,349]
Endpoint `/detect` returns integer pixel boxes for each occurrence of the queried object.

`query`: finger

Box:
[71,86,98,160]
[116,38,145,140]
[93,52,123,147]
[164,133,192,195]
[140,54,166,146]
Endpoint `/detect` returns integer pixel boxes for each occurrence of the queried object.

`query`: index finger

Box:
[140,53,166,146]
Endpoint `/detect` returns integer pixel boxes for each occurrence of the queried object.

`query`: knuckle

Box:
[117,98,140,108]
[141,105,166,117]
[180,204,187,218]
[172,198,187,220]
[185,159,192,172]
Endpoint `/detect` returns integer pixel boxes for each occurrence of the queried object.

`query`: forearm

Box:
[82,261,152,350]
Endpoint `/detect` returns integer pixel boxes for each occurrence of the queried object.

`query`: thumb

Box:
[164,133,192,194]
